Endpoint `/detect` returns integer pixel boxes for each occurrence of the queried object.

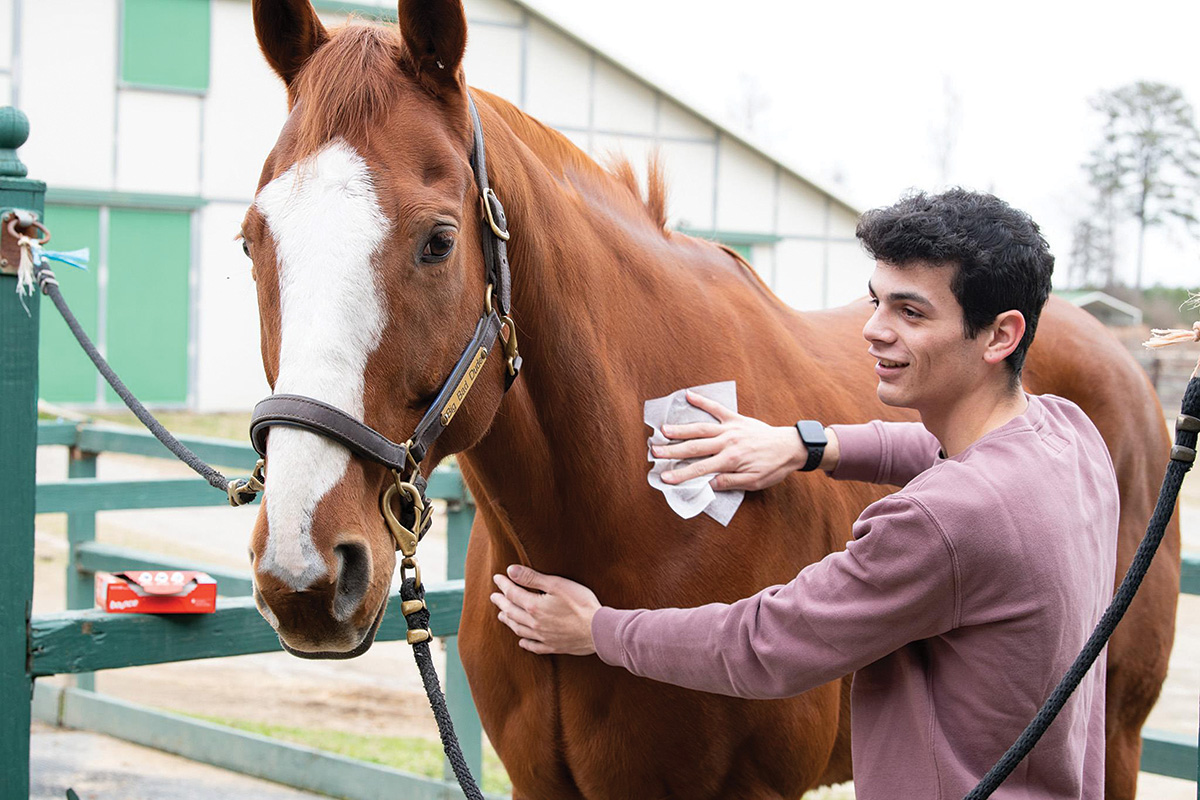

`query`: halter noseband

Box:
[237,91,521,592]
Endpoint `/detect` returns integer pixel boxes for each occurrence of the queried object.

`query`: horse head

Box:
[242,0,509,656]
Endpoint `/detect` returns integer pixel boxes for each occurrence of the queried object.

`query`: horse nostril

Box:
[333,542,372,622]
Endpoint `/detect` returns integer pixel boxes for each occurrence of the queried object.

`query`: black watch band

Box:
[795,420,828,472]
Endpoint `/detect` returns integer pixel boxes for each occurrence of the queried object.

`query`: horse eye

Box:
[421,230,456,263]
[242,239,251,258]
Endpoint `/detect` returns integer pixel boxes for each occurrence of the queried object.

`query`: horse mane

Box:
[291,21,670,231]
[484,97,669,233]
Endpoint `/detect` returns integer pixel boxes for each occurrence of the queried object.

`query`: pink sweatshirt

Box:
[593,394,1118,799]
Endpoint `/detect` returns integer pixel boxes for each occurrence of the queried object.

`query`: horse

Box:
[242,2,1179,797]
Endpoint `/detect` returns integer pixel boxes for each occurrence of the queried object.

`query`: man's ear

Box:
[983,310,1026,366]
[397,0,468,96]
[253,0,329,89]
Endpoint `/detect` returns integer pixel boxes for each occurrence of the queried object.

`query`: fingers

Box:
[492,572,543,610]
[496,611,541,641]
[659,421,722,440]
[503,564,556,593]
[684,390,736,421]
[652,436,723,461]
[519,638,555,654]
[661,455,722,484]
[489,591,538,629]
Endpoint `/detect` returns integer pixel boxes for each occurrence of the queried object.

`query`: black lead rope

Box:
[402,577,486,800]
[32,259,258,503]
[967,376,1200,798]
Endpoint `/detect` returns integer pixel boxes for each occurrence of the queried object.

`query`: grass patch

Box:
[178,712,856,798]
[182,713,512,796]
[87,410,252,442]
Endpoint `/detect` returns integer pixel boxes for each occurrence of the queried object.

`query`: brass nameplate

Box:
[440,347,489,427]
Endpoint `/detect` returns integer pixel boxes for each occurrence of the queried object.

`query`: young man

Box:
[490,189,1118,799]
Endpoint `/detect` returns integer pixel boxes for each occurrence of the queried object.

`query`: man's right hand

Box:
[653,391,835,492]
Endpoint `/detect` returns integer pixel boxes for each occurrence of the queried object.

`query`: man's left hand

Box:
[490,565,601,656]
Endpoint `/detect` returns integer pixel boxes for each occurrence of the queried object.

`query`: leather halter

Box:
[245,91,521,567]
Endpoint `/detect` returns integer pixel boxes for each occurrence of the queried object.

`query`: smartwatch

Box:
[795,420,828,472]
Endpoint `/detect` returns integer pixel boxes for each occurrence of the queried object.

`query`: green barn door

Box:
[105,208,191,405]
[38,205,101,403]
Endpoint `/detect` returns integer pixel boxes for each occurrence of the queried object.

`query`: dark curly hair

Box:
[855,189,1055,384]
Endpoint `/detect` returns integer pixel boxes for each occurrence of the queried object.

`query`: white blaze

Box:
[254,140,389,589]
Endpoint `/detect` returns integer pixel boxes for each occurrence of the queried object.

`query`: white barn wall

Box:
[593,60,656,136]
[203,0,288,202]
[463,0,523,25]
[715,136,776,234]
[826,241,875,308]
[660,140,716,230]
[193,202,270,410]
[12,0,862,410]
[524,20,590,129]
[0,0,11,73]
[461,22,523,101]
[19,0,117,190]
[115,91,203,195]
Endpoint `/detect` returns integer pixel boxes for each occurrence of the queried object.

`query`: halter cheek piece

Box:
[235,92,521,598]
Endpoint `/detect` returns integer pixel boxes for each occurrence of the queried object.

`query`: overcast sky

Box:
[525,0,1200,289]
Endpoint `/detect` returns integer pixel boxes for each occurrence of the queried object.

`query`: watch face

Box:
[796,420,828,447]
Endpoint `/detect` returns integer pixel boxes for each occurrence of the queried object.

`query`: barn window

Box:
[120,0,211,92]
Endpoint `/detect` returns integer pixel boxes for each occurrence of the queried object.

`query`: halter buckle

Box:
[482,188,511,242]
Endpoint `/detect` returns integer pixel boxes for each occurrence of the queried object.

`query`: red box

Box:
[95,570,217,614]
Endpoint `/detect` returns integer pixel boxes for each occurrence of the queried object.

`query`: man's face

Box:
[864,260,989,413]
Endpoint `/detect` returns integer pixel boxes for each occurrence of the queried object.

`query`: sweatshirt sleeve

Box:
[591,495,960,699]
[828,421,942,487]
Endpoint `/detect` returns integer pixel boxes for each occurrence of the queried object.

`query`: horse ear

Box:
[252,0,329,87]
[396,0,468,93]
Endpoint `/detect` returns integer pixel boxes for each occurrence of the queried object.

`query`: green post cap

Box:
[0,106,30,178]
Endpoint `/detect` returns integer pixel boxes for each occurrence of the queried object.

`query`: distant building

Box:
[9,0,865,410]
[1055,290,1144,327]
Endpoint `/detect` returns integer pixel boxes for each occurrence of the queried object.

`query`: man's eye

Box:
[902,307,922,319]
[422,230,455,262]
[868,297,879,308]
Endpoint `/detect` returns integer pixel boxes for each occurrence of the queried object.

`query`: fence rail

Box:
[29,417,486,797]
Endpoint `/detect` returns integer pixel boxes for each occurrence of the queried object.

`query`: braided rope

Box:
[402,577,486,800]
[30,259,259,501]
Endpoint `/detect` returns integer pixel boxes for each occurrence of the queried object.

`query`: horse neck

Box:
[458,97,795,565]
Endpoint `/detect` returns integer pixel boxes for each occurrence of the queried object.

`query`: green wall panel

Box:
[121,0,211,91]
[38,205,101,403]
[105,209,190,405]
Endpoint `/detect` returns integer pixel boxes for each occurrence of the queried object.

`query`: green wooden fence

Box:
[3,104,1198,797]
[28,418,497,799]
[0,106,500,800]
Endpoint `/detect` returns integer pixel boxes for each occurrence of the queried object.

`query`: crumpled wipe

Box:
[644,380,744,526]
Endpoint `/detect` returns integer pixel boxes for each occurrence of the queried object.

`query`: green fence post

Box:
[0,105,45,800]
[443,494,483,785]
[67,445,98,691]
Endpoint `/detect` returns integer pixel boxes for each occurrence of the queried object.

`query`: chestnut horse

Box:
[243,2,1178,797]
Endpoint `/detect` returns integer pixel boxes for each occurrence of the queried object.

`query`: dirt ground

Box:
[30,434,1200,798]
